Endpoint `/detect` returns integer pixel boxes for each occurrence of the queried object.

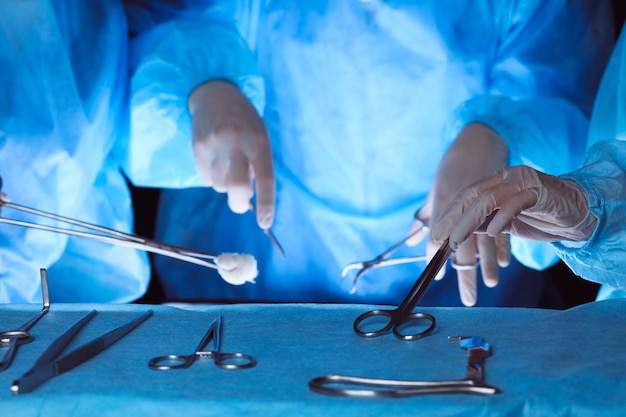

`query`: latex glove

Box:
[431,165,597,249]
[188,80,275,229]
[0,176,7,208]
[407,123,511,306]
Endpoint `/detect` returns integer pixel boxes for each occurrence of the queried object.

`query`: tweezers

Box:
[11,309,153,394]
[0,199,227,271]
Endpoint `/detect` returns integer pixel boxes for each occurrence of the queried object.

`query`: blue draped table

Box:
[0,300,624,416]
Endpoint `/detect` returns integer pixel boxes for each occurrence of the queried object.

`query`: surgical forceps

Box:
[148,315,256,371]
[309,336,499,397]
[353,239,452,341]
[0,196,237,272]
[11,309,153,394]
[0,269,50,371]
[249,201,285,257]
[341,210,429,293]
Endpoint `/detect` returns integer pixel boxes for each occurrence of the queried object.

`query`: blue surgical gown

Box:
[124,0,613,305]
[553,28,626,300]
[0,1,149,303]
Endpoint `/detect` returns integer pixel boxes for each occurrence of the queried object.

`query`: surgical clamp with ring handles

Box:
[148,315,256,371]
[341,209,429,294]
[342,208,480,294]
[309,336,500,397]
[0,269,50,371]
[353,239,452,341]
[0,176,285,273]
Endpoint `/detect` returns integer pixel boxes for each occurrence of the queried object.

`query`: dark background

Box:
[131,2,626,306]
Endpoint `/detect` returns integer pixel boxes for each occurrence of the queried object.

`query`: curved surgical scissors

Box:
[353,239,452,341]
[148,316,256,371]
[0,269,50,371]
[249,201,285,257]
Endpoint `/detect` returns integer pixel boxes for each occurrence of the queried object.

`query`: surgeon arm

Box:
[409,0,614,305]
[431,139,626,291]
[448,0,614,176]
[554,139,626,291]
[122,1,274,227]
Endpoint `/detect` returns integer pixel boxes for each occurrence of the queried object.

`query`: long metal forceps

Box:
[308,336,499,397]
[0,199,225,271]
[0,269,50,371]
[342,209,429,293]
[353,239,452,341]
[11,309,153,394]
[148,315,256,371]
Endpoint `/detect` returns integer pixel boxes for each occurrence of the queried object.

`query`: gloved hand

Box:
[0,176,7,207]
[188,80,275,229]
[406,123,511,306]
[430,165,597,249]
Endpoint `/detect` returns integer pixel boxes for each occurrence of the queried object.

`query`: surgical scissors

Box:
[11,309,153,394]
[0,269,50,371]
[308,336,499,397]
[353,239,452,341]
[249,201,285,257]
[341,210,429,293]
[148,315,256,371]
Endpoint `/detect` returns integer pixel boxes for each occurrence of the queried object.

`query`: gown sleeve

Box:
[441,0,615,270]
[119,0,265,188]
[553,139,626,292]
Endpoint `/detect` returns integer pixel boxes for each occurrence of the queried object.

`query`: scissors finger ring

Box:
[352,240,451,341]
[354,310,436,341]
[213,352,257,370]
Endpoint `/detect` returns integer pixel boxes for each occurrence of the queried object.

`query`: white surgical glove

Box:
[431,165,597,251]
[0,176,7,208]
[407,123,511,306]
[188,80,275,229]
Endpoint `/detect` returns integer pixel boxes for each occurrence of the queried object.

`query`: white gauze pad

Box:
[215,253,258,285]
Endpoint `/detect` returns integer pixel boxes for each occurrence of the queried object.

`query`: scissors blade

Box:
[395,239,452,311]
[249,201,285,257]
[12,310,153,395]
[263,229,285,258]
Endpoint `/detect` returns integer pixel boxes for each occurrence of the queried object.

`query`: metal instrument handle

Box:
[148,354,196,370]
[309,374,499,397]
[353,310,436,341]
